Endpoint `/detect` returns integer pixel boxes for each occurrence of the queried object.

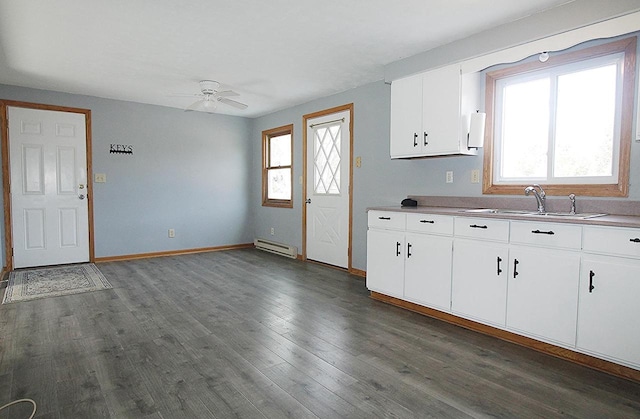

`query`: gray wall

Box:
[0,84,254,265]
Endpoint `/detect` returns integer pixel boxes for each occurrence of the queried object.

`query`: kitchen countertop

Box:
[367,205,640,229]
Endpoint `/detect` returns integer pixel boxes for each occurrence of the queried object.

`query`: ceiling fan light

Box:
[185,97,217,113]
[202,98,217,111]
[182,80,247,113]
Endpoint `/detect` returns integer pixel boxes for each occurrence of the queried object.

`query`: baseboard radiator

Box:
[254,238,297,259]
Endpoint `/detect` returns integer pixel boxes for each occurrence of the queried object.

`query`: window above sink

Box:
[482,36,637,197]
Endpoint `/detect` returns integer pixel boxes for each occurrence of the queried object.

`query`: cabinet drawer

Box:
[510,221,582,250]
[454,217,509,242]
[368,211,406,230]
[583,226,640,258]
[406,213,453,235]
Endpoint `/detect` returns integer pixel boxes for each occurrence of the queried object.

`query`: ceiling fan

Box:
[180,80,248,113]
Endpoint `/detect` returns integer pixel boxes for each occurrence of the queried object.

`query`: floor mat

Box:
[2,263,112,304]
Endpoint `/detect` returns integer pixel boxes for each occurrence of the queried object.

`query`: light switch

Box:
[471,169,480,184]
[94,173,107,183]
[355,156,362,168]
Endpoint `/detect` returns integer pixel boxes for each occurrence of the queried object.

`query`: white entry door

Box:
[9,106,90,268]
[306,110,350,268]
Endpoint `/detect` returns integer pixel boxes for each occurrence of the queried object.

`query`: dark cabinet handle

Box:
[513,259,519,278]
[532,229,555,235]
[424,132,428,146]
[470,224,488,229]
[420,220,435,224]
[378,216,391,220]
[407,243,412,258]
[413,133,418,147]
[630,238,640,243]
[497,256,503,275]
[589,270,595,293]
[396,242,401,257]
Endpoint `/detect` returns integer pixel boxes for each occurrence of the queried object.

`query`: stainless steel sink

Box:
[461,208,607,219]
[461,209,533,215]
[529,212,608,219]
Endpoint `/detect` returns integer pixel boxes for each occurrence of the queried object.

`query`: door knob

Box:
[79,194,85,200]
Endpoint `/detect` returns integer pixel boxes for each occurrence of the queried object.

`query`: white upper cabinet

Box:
[390,74,423,157]
[390,63,481,158]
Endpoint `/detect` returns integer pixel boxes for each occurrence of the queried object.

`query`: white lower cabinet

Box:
[367,211,453,310]
[576,226,640,369]
[366,210,640,374]
[451,238,509,327]
[404,232,452,311]
[366,228,405,298]
[506,246,580,346]
[506,221,582,347]
[578,259,640,368]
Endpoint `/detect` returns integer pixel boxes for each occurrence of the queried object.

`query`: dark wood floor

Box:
[0,249,639,418]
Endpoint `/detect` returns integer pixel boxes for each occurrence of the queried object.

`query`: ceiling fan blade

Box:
[218,97,248,110]
[185,98,217,113]
[215,90,239,98]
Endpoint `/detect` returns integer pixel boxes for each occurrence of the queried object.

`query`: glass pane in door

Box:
[314,124,341,195]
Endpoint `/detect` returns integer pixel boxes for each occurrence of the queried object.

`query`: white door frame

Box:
[1,100,95,271]
[302,103,354,271]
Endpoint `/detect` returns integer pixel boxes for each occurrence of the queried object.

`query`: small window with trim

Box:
[262,124,293,207]
[483,36,636,197]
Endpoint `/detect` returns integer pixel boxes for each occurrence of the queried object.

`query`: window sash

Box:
[482,36,636,197]
[262,125,293,207]
[493,53,623,185]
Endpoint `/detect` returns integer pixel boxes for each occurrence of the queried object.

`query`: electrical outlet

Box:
[168,228,175,238]
[471,169,480,184]
[355,156,362,168]
[446,171,454,184]
[270,227,275,235]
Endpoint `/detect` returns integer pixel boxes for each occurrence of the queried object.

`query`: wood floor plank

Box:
[10,359,58,417]
[0,248,639,418]
[180,331,319,418]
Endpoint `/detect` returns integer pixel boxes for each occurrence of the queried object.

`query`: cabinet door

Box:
[404,233,453,311]
[366,229,405,298]
[507,246,580,346]
[451,239,508,326]
[390,74,423,158]
[578,256,640,367]
[421,65,461,154]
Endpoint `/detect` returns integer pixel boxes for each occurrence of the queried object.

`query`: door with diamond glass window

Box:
[305,110,350,268]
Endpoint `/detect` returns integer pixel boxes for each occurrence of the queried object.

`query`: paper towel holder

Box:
[467,110,486,150]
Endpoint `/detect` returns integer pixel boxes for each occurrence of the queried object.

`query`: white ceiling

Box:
[0,0,573,118]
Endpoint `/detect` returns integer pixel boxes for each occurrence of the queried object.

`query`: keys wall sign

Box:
[110,144,133,155]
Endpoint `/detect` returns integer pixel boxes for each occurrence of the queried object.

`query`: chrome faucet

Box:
[524,184,546,213]
[569,193,576,215]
